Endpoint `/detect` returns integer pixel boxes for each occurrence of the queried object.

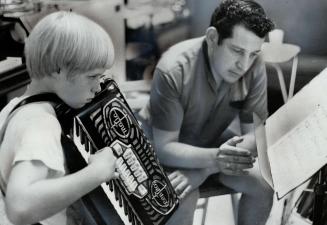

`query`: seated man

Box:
[141,0,275,224]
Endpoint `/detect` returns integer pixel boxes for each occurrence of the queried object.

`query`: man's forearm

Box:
[239,122,257,155]
[157,141,218,169]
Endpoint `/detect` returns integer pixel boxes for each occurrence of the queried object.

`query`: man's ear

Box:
[205,26,219,48]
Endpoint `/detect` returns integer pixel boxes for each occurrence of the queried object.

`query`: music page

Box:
[268,105,327,198]
[255,68,327,199]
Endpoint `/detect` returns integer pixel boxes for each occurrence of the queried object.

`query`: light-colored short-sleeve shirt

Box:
[149,37,268,147]
[0,98,67,225]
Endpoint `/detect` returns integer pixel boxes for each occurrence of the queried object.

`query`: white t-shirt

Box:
[0,97,68,225]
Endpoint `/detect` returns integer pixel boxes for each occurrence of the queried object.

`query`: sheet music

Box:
[255,68,327,199]
[268,105,327,198]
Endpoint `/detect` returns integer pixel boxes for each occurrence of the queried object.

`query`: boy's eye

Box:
[89,74,104,80]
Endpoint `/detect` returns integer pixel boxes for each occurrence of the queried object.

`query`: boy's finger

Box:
[179,185,192,199]
[168,171,179,180]
[175,180,188,195]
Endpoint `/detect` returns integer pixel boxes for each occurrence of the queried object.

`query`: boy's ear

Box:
[205,26,219,48]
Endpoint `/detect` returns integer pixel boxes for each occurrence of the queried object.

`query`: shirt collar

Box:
[229,75,249,102]
[202,40,218,92]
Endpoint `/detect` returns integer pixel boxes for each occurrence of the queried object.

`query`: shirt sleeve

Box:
[13,113,65,176]
[150,68,184,131]
[240,59,268,123]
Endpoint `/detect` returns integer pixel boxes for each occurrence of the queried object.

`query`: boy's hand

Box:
[215,136,255,176]
[168,169,208,199]
[88,147,117,182]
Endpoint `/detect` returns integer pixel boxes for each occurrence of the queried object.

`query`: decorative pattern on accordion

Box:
[74,81,178,225]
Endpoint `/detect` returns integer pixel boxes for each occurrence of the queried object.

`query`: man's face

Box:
[210,24,265,83]
[54,68,106,108]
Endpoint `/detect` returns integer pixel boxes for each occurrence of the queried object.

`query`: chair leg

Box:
[231,194,240,225]
[200,198,209,225]
[272,64,288,103]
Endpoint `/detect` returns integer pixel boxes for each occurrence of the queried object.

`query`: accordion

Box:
[57,79,179,225]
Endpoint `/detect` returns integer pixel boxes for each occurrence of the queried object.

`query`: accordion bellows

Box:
[69,79,179,225]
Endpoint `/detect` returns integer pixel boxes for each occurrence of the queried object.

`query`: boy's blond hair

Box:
[25,11,115,79]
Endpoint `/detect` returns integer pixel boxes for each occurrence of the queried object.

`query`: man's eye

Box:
[232,48,243,54]
[250,53,259,58]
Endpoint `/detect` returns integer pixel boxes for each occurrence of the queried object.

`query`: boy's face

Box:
[211,24,264,83]
[54,68,106,108]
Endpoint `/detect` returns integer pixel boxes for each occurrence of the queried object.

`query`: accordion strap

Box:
[9,93,75,134]
[9,93,62,115]
[0,94,54,225]
[1,95,57,197]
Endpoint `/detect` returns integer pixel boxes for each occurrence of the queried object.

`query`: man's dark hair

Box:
[210,0,274,44]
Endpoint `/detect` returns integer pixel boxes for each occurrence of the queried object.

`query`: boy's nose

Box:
[92,81,102,94]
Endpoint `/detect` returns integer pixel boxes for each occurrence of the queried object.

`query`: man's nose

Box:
[236,55,250,72]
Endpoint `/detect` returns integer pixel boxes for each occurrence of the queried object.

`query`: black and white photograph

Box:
[0,0,326,225]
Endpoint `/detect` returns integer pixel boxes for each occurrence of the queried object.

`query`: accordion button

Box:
[131,181,138,191]
[134,169,143,177]
[127,175,135,183]
[123,149,133,159]
[122,168,130,177]
[125,178,136,192]
[124,169,131,177]
[112,143,123,156]
[138,184,148,196]
[137,174,147,183]
[130,162,139,171]
[126,157,136,165]
[121,163,128,172]
[117,157,124,167]
[126,184,133,192]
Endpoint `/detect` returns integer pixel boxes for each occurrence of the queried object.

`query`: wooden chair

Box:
[197,175,239,225]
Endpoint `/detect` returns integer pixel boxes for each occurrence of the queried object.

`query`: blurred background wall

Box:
[187,0,327,55]
[187,0,327,113]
